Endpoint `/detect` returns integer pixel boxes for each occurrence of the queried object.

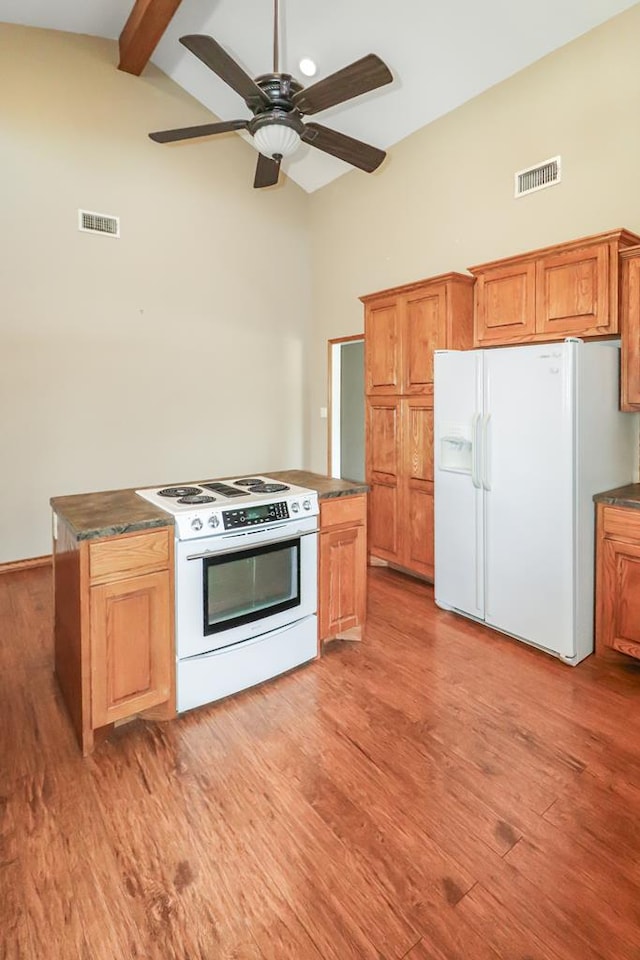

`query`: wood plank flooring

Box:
[2,564,640,959]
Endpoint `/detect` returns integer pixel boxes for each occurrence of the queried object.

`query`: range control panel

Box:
[223,501,290,529]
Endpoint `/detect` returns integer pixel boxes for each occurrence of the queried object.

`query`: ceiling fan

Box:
[148,0,393,188]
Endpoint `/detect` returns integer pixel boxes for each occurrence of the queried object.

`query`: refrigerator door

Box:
[483,342,575,658]
[434,350,485,619]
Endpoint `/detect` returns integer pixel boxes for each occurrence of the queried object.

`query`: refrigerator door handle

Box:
[471,413,482,488]
[482,413,492,490]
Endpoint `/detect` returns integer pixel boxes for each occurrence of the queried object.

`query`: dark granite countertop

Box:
[593,483,640,509]
[51,472,368,541]
[50,488,172,541]
[269,470,368,499]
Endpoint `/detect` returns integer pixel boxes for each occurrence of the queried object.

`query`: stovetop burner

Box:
[233,478,264,486]
[158,486,203,498]
[247,482,289,494]
[177,494,216,505]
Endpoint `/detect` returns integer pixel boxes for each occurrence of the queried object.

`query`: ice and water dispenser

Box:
[439,423,474,474]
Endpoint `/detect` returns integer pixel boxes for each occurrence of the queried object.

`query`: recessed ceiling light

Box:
[299,57,317,77]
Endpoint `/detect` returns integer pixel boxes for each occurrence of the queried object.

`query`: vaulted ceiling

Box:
[3,0,637,192]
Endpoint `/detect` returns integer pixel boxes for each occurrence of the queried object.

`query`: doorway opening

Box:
[329,336,364,482]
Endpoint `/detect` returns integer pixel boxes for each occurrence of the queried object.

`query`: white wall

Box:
[306,3,640,472]
[0,25,312,562]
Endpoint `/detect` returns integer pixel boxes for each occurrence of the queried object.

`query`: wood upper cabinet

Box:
[620,245,640,411]
[595,503,640,660]
[363,273,473,580]
[472,260,536,343]
[536,242,610,338]
[362,273,474,396]
[403,285,447,394]
[364,295,402,394]
[318,495,367,643]
[53,523,175,754]
[470,229,640,347]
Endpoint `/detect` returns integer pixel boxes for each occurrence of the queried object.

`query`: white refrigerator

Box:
[434,338,638,664]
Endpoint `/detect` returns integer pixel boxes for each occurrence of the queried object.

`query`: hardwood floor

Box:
[2,565,640,959]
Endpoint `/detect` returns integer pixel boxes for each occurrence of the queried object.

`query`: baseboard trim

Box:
[0,555,52,574]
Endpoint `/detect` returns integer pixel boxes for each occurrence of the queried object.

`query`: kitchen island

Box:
[51,471,367,754]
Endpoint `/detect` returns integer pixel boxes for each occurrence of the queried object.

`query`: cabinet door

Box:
[536,242,611,337]
[620,247,640,411]
[403,285,446,395]
[365,296,402,394]
[402,397,434,579]
[474,261,536,345]
[90,571,172,727]
[319,525,366,639]
[367,398,401,562]
[597,537,640,660]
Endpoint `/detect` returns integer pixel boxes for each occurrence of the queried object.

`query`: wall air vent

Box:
[514,156,561,198]
[78,209,120,237]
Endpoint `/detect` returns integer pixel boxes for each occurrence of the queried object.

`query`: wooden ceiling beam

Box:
[118,0,183,76]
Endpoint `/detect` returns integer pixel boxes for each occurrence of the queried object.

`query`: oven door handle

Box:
[186,527,318,561]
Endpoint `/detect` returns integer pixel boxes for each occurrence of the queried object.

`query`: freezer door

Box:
[434,350,485,619]
[483,342,575,658]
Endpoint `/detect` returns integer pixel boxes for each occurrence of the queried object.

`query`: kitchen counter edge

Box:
[50,472,368,541]
[593,483,640,509]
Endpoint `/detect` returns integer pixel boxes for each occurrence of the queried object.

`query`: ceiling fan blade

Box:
[301,122,386,173]
[292,54,392,116]
[149,119,249,144]
[254,153,281,189]
[180,35,270,111]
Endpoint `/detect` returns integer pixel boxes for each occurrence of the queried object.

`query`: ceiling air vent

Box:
[514,156,561,198]
[78,209,120,237]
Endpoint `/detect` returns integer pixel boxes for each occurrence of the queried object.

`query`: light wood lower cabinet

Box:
[53,521,175,754]
[367,397,401,564]
[318,495,367,643]
[367,396,434,579]
[595,503,640,660]
[90,569,172,728]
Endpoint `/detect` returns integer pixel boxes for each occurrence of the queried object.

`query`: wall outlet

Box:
[320,407,328,419]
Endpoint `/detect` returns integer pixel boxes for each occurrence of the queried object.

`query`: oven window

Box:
[203,538,300,635]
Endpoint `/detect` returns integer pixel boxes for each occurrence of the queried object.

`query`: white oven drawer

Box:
[176,615,317,713]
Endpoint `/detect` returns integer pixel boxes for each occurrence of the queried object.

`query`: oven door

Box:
[176,520,318,659]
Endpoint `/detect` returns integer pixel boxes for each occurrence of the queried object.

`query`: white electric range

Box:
[136,476,319,713]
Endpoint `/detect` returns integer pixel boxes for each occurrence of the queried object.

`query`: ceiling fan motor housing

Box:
[254,73,303,110]
[246,74,305,159]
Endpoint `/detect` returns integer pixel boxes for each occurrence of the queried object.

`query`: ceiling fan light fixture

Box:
[252,121,301,159]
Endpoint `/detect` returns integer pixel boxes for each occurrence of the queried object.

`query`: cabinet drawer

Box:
[320,495,366,530]
[89,529,171,583]
[601,505,640,542]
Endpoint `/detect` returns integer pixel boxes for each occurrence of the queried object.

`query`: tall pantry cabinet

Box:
[361,273,474,580]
